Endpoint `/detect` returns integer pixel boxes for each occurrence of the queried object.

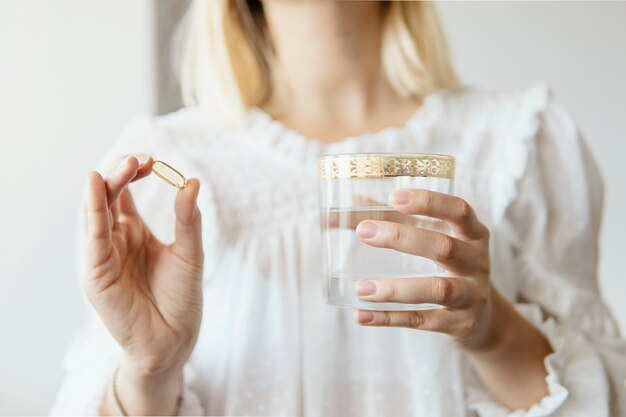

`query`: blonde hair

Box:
[179,0,457,128]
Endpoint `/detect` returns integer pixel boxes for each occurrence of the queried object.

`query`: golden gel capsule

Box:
[152,160,188,189]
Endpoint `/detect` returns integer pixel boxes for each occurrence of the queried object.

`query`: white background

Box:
[0,1,624,415]
[0,1,155,415]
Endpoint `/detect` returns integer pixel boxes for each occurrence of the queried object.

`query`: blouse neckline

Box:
[244,89,446,156]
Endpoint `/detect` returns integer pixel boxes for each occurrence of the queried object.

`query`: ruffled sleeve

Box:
[466,90,626,416]
[49,112,212,415]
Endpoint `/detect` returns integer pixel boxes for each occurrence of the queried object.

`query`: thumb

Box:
[172,178,203,261]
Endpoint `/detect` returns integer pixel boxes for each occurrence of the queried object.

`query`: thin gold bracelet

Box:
[112,364,183,416]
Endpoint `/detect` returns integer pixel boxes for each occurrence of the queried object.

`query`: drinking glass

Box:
[318,153,455,310]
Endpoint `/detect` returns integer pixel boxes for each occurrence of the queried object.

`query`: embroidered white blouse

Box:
[51,84,626,416]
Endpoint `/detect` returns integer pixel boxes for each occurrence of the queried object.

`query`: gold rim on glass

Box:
[318,153,455,180]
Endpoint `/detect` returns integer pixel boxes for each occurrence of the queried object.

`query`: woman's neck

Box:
[261,0,421,142]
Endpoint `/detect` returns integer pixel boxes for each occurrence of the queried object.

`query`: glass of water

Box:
[318,153,455,311]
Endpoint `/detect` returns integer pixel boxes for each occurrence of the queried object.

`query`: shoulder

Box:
[435,82,581,146]
[116,107,221,152]
[438,83,584,222]
[434,82,553,128]
[436,81,582,160]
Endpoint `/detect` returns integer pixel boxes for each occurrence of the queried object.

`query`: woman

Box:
[51,1,625,416]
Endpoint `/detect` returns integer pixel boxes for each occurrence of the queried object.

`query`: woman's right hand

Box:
[82,155,204,412]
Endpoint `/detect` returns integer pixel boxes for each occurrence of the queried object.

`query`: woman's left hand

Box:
[353,188,498,349]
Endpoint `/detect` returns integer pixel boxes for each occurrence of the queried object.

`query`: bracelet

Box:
[112,364,183,416]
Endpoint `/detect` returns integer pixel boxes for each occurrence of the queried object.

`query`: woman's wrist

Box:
[107,356,183,416]
[460,288,553,409]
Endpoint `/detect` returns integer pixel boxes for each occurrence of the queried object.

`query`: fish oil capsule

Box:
[152,160,188,189]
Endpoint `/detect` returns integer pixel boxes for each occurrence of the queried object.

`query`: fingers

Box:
[353,307,482,339]
[118,188,138,217]
[131,155,154,182]
[84,154,151,267]
[352,309,458,334]
[105,154,153,181]
[104,156,139,207]
[355,276,476,308]
[324,206,413,230]
[389,189,487,240]
[172,178,203,259]
[355,220,475,273]
[85,171,112,266]
[104,155,153,208]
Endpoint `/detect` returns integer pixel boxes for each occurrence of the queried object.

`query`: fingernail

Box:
[136,154,150,166]
[356,310,374,323]
[390,190,411,205]
[356,221,378,239]
[355,280,377,296]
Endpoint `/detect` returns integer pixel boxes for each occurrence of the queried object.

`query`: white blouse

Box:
[51,84,626,416]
